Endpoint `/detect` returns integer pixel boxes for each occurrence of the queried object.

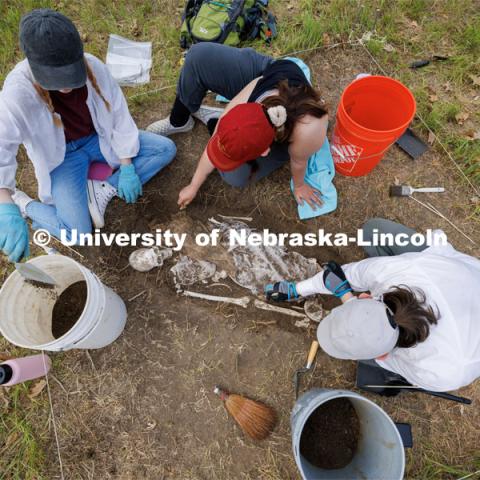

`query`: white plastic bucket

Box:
[291,388,405,480]
[0,255,127,351]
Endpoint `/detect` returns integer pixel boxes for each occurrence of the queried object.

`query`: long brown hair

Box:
[383,286,438,349]
[261,80,328,143]
[33,57,111,128]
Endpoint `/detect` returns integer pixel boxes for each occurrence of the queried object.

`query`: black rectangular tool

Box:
[395,423,413,448]
[396,128,428,159]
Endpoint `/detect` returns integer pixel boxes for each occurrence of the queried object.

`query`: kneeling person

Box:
[266,218,480,392]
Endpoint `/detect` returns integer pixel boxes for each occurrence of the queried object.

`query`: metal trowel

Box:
[293,340,319,399]
[15,263,57,287]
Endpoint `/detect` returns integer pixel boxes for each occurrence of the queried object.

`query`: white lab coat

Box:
[297,235,480,392]
[0,53,139,204]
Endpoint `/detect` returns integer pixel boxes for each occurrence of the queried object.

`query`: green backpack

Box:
[180,0,277,49]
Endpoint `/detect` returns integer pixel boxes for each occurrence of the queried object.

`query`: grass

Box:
[0,0,479,478]
[0,389,46,479]
[418,450,480,480]
[0,341,48,480]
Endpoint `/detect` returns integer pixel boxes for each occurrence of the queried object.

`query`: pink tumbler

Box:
[0,354,51,386]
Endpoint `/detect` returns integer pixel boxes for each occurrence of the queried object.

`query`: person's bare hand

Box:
[178,184,199,209]
[293,184,323,209]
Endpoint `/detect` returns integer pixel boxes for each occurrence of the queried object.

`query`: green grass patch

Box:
[425,101,462,131]
[417,451,480,480]
[0,381,47,479]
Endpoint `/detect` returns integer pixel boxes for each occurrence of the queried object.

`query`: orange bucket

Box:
[331,76,416,176]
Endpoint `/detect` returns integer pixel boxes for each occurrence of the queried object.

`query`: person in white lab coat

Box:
[0,9,176,262]
[265,218,480,392]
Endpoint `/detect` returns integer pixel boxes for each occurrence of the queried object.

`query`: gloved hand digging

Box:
[0,204,30,262]
[117,164,142,204]
[265,281,299,302]
[322,261,353,297]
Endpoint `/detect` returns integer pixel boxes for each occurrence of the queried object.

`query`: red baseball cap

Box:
[207,103,275,172]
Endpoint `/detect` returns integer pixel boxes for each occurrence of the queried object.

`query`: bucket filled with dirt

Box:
[291,389,405,479]
[0,255,127,351]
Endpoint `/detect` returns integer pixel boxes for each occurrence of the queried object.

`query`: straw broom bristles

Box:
[214,386,277,440]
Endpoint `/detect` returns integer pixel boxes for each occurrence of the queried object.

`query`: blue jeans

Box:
[26,131,176,240]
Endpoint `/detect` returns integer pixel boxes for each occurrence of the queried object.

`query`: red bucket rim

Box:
[338,75,416,135]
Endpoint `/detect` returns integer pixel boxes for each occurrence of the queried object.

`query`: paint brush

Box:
[389,185,445,197]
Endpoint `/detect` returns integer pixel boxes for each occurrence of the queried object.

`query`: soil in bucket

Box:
[51,281,88,339]
[299,398,360,470]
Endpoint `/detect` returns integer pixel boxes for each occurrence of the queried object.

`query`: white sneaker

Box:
[192,105,225,125]
[12,190,34,217]
[146,115,194,136]
[87,180,117,229]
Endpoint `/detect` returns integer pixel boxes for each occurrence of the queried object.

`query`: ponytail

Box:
[85,59,111,112]
[33,56,111,128]
[32,83,63,128]
[383,286,438,348]
[261,80,328,143]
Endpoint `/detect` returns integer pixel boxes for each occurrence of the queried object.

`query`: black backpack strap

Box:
[214,0,247,44]
[242,0,276,44]
[186,1,204,32]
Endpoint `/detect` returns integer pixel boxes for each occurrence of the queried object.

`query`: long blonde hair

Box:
[33,57,111,128]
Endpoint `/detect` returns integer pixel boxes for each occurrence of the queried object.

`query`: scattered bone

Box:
[304,297,325,323]
[206,283,232,291]
[129,247,173,272]
[161,215,319,298]
[213,270,228,282]
[218,214,253,222]
[253,300,307,318]
[209,218,320,295]
[291,305,306,311]
[165,214,237,278]
[183,291,250,308]
[170,256,216,288]
[294,317,311,329]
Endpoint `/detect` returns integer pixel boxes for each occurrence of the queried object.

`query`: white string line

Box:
[42,351,65,480]
[278,39,360,58]
[408,195,476,245]
[358,40,480,198]
[128,83,176,101]
[126,41,358,101]
[458,470,480,480]
[128,39,480,200]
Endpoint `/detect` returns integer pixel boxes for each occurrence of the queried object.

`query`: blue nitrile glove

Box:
[0,203,30,263]
[117,164,142,204]
[322,261,353,297]
[265,281,299,302]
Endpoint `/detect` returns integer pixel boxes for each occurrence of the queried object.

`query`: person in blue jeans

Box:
[0,9,176,262]
[24,131,175,242]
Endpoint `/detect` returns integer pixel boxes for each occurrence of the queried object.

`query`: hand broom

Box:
[213,386,277,440]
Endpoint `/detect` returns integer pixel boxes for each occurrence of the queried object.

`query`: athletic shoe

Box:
[146,115,194,136]
[87,180,117,229]
[11,190,34,218]
[192,105,225,125]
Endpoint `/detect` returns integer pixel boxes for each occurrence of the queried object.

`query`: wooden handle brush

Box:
[213,386,277,440]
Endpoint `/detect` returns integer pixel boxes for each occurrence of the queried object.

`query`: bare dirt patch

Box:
[36,45,479,479]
